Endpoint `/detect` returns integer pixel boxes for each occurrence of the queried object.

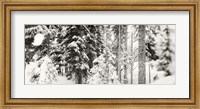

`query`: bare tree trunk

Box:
[149,64,151,84]
[104,26,109,83]
[138,25,146,84]
[77,72,83,84]
[75,72,82,84]
[130,27,134,84]
[124,25,128,84]
[118,25,121,83]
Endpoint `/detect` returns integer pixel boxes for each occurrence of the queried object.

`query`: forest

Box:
[25,24,175,84]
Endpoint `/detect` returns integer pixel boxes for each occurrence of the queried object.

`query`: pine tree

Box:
[58,26,87,84]
[87,25,117,84]
[56,25,104,84]
[157,26,174,76]
[87,48,117,84]
[83,25,104,68]
[25,25,59,84]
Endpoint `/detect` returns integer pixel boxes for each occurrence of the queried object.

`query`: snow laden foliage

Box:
[146,25,175,77]
[25,25,104,84]
[25,25,176,84]
[59,25,104,84]
[87,48,119,84]
[25,55,58,84]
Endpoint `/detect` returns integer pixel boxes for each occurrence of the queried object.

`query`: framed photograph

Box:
[0,0,199,108]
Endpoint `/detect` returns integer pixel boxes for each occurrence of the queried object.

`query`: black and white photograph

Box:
[25,25,175,85]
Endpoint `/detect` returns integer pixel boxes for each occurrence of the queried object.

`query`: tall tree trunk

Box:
[118,25,121,83]
[130,27,134,84]
[104,26,109,83]
[124,25,128,84]
[138,25,146,84]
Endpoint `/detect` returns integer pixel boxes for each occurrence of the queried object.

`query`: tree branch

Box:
[83,25,93,36]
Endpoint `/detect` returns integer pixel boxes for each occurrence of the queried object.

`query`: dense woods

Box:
[25,25,175,84]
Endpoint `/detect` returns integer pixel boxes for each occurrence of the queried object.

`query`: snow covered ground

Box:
[151,75,175,84]
[52,76,75,85]
[126,62,175,84]
[25,60,175,85]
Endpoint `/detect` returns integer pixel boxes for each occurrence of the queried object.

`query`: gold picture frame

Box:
[0,0,199,109]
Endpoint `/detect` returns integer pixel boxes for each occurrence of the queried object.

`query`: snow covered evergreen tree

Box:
[157,26,175,76]
[25,24,175,85]
[87,48,117,84]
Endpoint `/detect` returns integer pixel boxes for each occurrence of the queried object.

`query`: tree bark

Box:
[75,71,83,84]
[124,25,128,84]
[149,64,151,84]
[78,75,82,84]
[130,27,134,84]
[118,25,121,83]
[138,25,146,84]
[104,25,110,83]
